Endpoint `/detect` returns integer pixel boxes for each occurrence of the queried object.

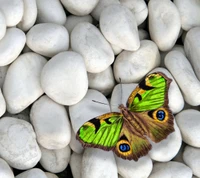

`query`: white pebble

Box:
[0,89,6,117]
[30,95,71,149]
[176,109,200,147]
[0,117,41,170]
[60,0,99,16]
[120,0,148,26]
[65,15,93,34]
[183,145,200,177]
[69,89,110,133]
[88,66,115,96]
[91,0,120,21]
[184,27,200,80]
[16,168,47,178]
[0,158,14,178]
[0,0,23,27]
[0,27,26,66]
[110,43,123,55]
[114,40,160,83]
[39,145,71,173]
[45,172,58,178]
[17,0,37,31]
[27,23,69,57]
[173,143,186,163]
[36,0,67,25]
[100,4,140,51]
[3,52,47,114]
[0,11,6,40]
[71,22,114,73]
[41,51,88,105]
[139,29,149,40]
[149,161,192,178]
[116,156,152,178]
[174,0,200,31]
[82,148,118,178]
[148,0,181,51]
[0,66,8,88]
[70,152,82,178]
[165,50,200,106]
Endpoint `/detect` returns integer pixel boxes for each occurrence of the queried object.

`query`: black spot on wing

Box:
[135,93,142,101]
[139,80,154,90]
[90,119,100,133]
[148,110,154,119]
[105,118,112,124]
[120,135,128,141]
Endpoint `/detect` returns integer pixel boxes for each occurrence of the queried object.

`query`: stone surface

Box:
[27,23,69,57]
[184,27,200,80]
[0,89,6,117]
[0,11,6,40]
[116,156,152,178]
[0,0,23,27]
[16,168,47,178]
[82,148,118,178]
[3,52,47,114]
[165,50,200,106]
[174,0,200,31]
[0,117,41,170]
[71,22,114,73]
[60,0,99,16]
[149,161,192,178]
[17,0,37,31]
[45,172,58,178]
[41,51,88,105]
[70,152,82,178]
[114,40,160,83]
[100,4,140,51]
[0,27,26,66]
[183,145,200,177]
[36,0,67,25]
[148,0,181,51]
[0,66,8,88]
[30,95,71,149]
[39,145,71,173]
[88,66,115,96]
[176,109,200,147]
[0,158,14,178]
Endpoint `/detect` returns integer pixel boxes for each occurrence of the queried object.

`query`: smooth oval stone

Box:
[149,161,192,178]
[149,121,182,162]
[0,117,41,170]
[60,0,99,16]
[3,52,47,114]
[0,11,6,40]
[100,4,140,51]
[91,0,120,21]
[0,89,6,117]
[0,66,8,88]
[0,0,23,27]
[16,168,47,178]
[64,15,93,34]
[30,95,71,149]
[82,148,118,178]
[17,0,37,31]
[120,0,148,26]
[174,0,200,31]
[70,152,82,178]
[148,0,181,51]
[39,145,71,173]
[139,29,150,40]
[150,67,184,114]
[27,23,69,57]
[71,22,114,73]
[116,156,152,178]
[88,66,115,96]
[0,158,14,178]
[45,172,58,178]
[176,109,200,147]
[0,27,26,66]
[114,40,160,83]
[110,43,123,55]
[41,51,88,105]
[165,50,200,106]
[183,146,200,177]
[36,0,67,25]
[69,89,110,133]
[173,142,186,163]
[184,27,200,80]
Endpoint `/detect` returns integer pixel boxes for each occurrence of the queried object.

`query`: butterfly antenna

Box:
[92,100,109,105]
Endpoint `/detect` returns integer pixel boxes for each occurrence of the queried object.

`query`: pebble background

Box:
[0,0,200,178]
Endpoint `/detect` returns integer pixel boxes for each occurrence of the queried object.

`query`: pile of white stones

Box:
[0,0,200,177]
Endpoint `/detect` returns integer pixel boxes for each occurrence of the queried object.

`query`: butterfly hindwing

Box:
[76,113,123,150]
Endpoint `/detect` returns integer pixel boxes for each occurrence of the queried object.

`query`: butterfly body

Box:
[77,72,174,161]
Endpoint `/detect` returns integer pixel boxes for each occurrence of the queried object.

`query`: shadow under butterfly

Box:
[76,72,174,161]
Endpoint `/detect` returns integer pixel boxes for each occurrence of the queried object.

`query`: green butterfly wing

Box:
[76,113,123,150]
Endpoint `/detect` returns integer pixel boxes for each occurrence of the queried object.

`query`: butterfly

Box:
[76,72,174,161]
